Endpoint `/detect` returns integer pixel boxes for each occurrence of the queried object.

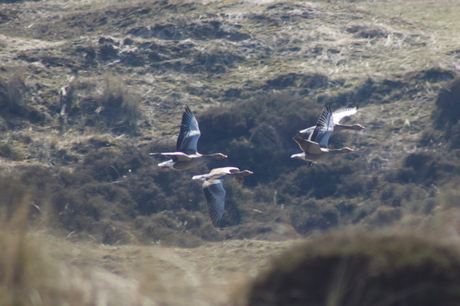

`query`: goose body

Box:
[153,106,227,170]
[299,106,364,136]
[292,106,353,164]
[291,135,353,163]
[192,167,253,227]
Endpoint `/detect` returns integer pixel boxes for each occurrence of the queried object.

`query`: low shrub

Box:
[75,75,142,134]
[432,77,460,148]
[0,71,26,112]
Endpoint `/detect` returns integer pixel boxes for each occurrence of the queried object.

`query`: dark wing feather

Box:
[176,106,201,155]
[293,134,323,155]
[203,178,226,227]
[311,105,334,148]
[310,105,331,141]
[293,134,311,153]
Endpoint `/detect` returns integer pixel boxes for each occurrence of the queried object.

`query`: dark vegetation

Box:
[0,71,44,124]
[0,0,460,247]
[433,77,460,148]
[247,233,460,306]
[1,73,459,246]
[75,76,142,135]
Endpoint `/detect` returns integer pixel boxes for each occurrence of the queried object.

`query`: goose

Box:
[291,105,354,164]
[152,106,228,170]
[299,106,364,136]
[192,167,253,228]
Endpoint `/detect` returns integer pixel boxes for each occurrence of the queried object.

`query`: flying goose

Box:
[192,167,253,228]
[291,106,353,164]
[299,106,364,136]
[152,106,228,170]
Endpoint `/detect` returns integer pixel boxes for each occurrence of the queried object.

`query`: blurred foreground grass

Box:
[3,190,460,306]
[0,206,300,306]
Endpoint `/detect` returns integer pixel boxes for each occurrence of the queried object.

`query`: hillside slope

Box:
[1,0,460,305]
[0,0,459,244]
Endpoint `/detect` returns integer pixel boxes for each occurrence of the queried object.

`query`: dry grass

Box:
[2,184,460,305]
[246,231,460,306]
[0,231,156,306]
[0,0,459,305]
[0,178,299,306]
[4,208,460,305]
[0,220,301,306]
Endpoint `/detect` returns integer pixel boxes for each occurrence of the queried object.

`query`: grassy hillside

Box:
[1,0,459,243]
[0,0,460,304]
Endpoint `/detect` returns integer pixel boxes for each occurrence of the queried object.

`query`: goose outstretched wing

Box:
[160,152,192,162]
[310,105,334,148]
[332,107,358,124]
[176,106,201,155]
[293,134,322,155]
[203,178,226,227]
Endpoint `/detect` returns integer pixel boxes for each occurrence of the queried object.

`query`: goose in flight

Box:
[299,106,364,136]
[152,106,228,170]
[192,167,253,228]
[291,105,354,164]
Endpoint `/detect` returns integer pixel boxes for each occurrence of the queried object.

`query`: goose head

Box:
[234,169,253,184]
[210,153,228,160]
[240,170,254,176]
[351,124,365,131]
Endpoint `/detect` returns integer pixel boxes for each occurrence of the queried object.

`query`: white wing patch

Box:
[332,107,358,124]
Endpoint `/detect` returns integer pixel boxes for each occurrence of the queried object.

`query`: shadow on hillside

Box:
[246,233,460,306]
